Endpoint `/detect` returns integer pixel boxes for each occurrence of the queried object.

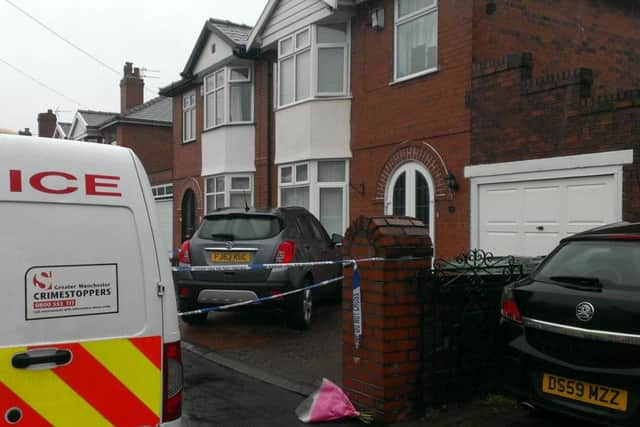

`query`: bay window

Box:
[277,23,349,108]
[205,174,253,213]
[182,91,196,142]
[395,0,438,81]
[204,66,253,129]
[279,160,348,236]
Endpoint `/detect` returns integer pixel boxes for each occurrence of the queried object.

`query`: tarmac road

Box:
[182,348,357,427]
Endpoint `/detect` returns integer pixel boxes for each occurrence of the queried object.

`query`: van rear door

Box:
[0,138,164,426]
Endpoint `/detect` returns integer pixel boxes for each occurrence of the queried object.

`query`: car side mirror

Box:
[331,233,343,247]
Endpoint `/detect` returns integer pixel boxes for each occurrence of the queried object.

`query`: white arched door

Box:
[385,162,435,243]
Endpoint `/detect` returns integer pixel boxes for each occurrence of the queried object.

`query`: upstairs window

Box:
[204,66,253,129]
[182,91,196,142]
[395,0,438,81]
[316,23,348,95]
[277,23,349,108]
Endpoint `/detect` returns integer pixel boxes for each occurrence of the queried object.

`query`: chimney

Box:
[19,128,32,136]
[120,62,144,113]
[38,109,57,137]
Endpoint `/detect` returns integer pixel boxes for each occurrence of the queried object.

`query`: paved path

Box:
[182,348,357,427]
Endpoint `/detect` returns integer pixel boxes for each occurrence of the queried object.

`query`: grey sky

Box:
[0,0,265,133]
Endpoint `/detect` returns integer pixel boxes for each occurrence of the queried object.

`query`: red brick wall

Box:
[113,123,172,186]
[172,87,205,248]
[471,54,640,221]
[472,0,640,95]
[350,0,473,260]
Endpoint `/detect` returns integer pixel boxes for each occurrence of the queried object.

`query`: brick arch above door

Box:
[376,141,452,202]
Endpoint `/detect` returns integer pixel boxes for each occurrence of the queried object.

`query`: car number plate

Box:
[542,373,627,412]
[210,252,252,263]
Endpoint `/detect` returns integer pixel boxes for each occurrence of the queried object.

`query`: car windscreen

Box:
[198,215,283,241]
[534,240,640,290]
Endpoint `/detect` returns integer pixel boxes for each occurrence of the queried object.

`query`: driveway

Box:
[180,301,343,390]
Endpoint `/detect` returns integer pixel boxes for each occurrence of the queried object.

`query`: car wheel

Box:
[286,282,313,330]
[181,312,208,325]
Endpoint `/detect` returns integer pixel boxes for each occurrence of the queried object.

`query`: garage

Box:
[155,199,174,258]
[478,175,617,257]
[466,150,632,257]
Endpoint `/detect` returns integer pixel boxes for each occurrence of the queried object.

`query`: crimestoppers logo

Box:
[33,271,53,290]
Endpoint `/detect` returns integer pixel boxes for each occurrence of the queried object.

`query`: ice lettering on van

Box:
[32,271,53,290]
[9,169,21,192]
[85,174,122,197]
[30,171,78,194]
[8,170,122,197]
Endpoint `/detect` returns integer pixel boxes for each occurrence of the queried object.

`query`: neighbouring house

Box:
[67,109,118,143]
[162,0,639,260]
[52,122,71,139]
[41,62,175,255]
[160,19,255,246]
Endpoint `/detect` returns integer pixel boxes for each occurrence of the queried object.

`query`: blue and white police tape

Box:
[173,256,403,272]
[178,275,345,317]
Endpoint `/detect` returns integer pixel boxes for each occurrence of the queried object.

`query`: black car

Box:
[173,207,342,329]
[500,222,640,426]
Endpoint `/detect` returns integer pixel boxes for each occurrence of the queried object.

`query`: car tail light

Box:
[178,240,191,265]
[163,341,183,422]
[501,287,522,324]
[274,240,296,264]
[270,290,284,300]
[179,287,190,297]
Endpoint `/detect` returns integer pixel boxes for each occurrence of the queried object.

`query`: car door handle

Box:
[12,349,72,369]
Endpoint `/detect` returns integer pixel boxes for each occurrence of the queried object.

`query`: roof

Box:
[78,110,118,127]
[180,19,253,79]
[123,96,172,123]
[100,96,172,129]
[246,0,339,49]
[57,122,71,135]
[209,18,252,45]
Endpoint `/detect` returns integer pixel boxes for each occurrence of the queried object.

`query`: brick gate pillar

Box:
[341,216,432,424]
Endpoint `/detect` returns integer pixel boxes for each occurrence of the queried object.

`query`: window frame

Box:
[314,23,350,97]
[276,23,350,109]
[204,174,254,214]
[393,0,439,83]
[151,183,174,200]
[278,160,349,236]
[182,90,196,143]
[204,66,254,130]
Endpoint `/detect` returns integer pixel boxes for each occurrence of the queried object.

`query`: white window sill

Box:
[276,95,353,112]
[390,67,439,86]
[202,122,255,134]
[182,139,196,144]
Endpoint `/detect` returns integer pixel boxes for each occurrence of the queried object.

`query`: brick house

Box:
[160,19,255,246]
[46,62,175,254]
[163,0,639,259]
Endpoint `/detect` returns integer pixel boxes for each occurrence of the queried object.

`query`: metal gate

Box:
[418,250,528,406]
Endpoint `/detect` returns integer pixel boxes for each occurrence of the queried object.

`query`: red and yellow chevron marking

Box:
[0,336,162,427]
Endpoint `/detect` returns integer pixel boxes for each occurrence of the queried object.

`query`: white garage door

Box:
[478,175,618,257]
[155,199,173,258]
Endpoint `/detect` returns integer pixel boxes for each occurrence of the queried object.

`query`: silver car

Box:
[173,207,342,329]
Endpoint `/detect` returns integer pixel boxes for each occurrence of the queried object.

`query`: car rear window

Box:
[534,240,640,290]
[198,215,283,241]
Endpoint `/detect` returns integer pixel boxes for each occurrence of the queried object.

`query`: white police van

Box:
[0,135,182,426]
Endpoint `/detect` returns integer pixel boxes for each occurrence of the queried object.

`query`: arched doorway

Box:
[181,189,196,242]
[385,161,436,243]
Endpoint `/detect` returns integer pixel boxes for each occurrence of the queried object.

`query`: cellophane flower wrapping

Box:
[296,378,360,423]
